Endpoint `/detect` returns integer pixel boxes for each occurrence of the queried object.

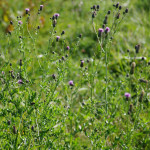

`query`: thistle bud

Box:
[130,62,136,74]
[20,59,22,66]
[61,30,65,35]
[119,6,122,10]
[139,79,148,84]
[10,21,13,25]
[125,8,128,13]
[37,26,40,29]
[116,13,120,19]
[97,5,100,10]
[135,44,140,53]
[13,126,17,134]
[107,10,111,15]
[79,34,82,38]
[7,120,11,125]
[31,126,34,131]
[116,2,119,8]
[52,74,56,79]
[139,90,144,102]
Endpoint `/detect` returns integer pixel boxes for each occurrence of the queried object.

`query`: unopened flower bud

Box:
[130,62,136,74]
[139,90,144,102]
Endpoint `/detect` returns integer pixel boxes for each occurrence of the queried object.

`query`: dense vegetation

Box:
[0,0,150,149]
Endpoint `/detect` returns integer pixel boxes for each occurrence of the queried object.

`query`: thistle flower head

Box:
[105,27,110,33]
[18,21,23,25]
[125,92,131,99]
[54,13,60,19]
[69,80,74,86]
[66,46,70,50]
[56,36,60,41]
[18,79,23,84]
[40,5,43,11]
[25,8,30,14]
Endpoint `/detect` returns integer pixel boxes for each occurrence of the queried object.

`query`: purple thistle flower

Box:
[18,79,23,84]
[80,60,84,67]
[69,80,74,86]
[105,27,110,33]
[2,71,5,75]
[54,13,60,19]
[18,21,23,25]
[125,92,131,99]
[98,28,104,37]
[56,36,60,41]
[66,46,70,50]
[40,5,43,11]
[25,8,30,14]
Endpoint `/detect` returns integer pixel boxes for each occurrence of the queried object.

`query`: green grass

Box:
[0,0,150,149]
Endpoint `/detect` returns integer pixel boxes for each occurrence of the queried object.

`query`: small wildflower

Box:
[80,60,84,67]
[2,71,5,75]
[18,21,23,25]
[66,46,70,50]
[62,56,65,60]
[125,92,131,100]
[37,26,40,29]
[105,27,110,33]
[119,6,122,10]
[40,5,43,11]
[56,36,60,41]
[98,28,104,37]
[25,8,30,14]
[69,80,74,86]
[54,13,60,19]
[79,34,82,38]
[18,79,23,84]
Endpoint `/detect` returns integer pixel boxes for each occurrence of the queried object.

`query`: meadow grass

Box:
[0,0,150,149]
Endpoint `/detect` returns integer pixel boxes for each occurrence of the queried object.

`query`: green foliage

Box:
[0,0,150,149]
